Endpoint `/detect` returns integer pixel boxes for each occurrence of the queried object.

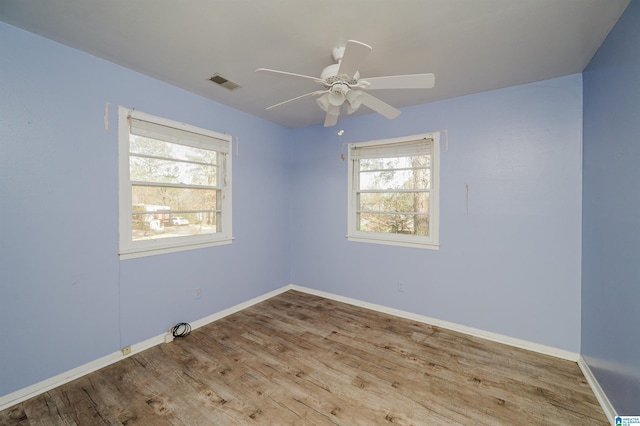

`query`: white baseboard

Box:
[0,286,290,412]
[188,286,291,331]
[1,284,606,417]
[288,284,579,362]
[0,332,162,412]
[577,356,617,425]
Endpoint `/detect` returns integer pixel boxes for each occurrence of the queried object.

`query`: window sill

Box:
[119,237,233,260]
[347,235,440,250]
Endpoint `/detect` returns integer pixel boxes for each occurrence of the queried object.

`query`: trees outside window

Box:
[118,107,232,259]
[348,133,440,249]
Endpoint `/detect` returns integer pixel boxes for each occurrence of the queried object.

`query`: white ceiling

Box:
[0,0,630,128]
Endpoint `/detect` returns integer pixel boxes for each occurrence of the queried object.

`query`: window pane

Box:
[131,213,218,241]
[132,185,218,212]
[356,153,432,238]
[130,156,217,186]
[358,212,430,236]
[359,191,430,214]
[360,155,431,171]
[360,168,430,191]
[359,156,431,191]
[131,185,219,241]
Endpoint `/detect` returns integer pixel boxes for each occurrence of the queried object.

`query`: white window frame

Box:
[118,106,232,259]
[347,132,440,250]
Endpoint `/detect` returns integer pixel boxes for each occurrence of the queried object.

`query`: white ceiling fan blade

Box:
[337,40,372,78]
[362,73,435,90]
[324,105,341,127]
[265,90,326,110]
[358,92,401,119]
[255,68,322,84]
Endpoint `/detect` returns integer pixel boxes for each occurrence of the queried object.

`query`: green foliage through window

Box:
[348,134,439,249]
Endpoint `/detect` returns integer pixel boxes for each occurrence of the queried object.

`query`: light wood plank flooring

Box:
[0,290,608,425]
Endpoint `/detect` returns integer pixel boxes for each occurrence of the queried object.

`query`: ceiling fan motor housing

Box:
[321,63,360,86]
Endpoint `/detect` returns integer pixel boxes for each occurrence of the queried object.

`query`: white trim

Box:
[288,284,579,362]
[0,333,163,411]
[0,284,591,413]
[0,286,289,412]
[117,106,233,260]
[347,132,440,249]
[577,356,618,425]
[188,287,290,330]
[119,238,233,260]
[347,235,440,250]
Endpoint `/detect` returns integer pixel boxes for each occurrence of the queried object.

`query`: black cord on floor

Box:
[172,322,191,338]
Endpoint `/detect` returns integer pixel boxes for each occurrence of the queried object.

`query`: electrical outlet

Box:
[121,346,131,356]
[194,288,201,299]
[398,282,405,293]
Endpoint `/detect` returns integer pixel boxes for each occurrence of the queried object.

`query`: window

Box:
[347,133,439,249]
[118,107,232,259]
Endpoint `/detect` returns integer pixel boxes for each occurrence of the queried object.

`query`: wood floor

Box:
[0,290,608,425]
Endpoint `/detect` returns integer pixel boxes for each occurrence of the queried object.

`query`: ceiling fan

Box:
[256,40,435,127]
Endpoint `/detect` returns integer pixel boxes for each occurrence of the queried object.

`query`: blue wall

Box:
[0,22,291,396]
[290,74,584,353]
[582,2,640,415]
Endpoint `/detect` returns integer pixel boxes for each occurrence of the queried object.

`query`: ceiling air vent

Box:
[208,73,241,91]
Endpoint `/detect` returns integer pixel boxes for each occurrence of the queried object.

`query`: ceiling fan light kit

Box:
[345,90,363,114]
[316,94,331,112]
[256,40,435,127]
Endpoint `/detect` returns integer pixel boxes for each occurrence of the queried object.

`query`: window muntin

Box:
[119,107,232,259]
[348,133,439,249]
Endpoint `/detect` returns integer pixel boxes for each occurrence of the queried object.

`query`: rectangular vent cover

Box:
[208,73,241,91]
